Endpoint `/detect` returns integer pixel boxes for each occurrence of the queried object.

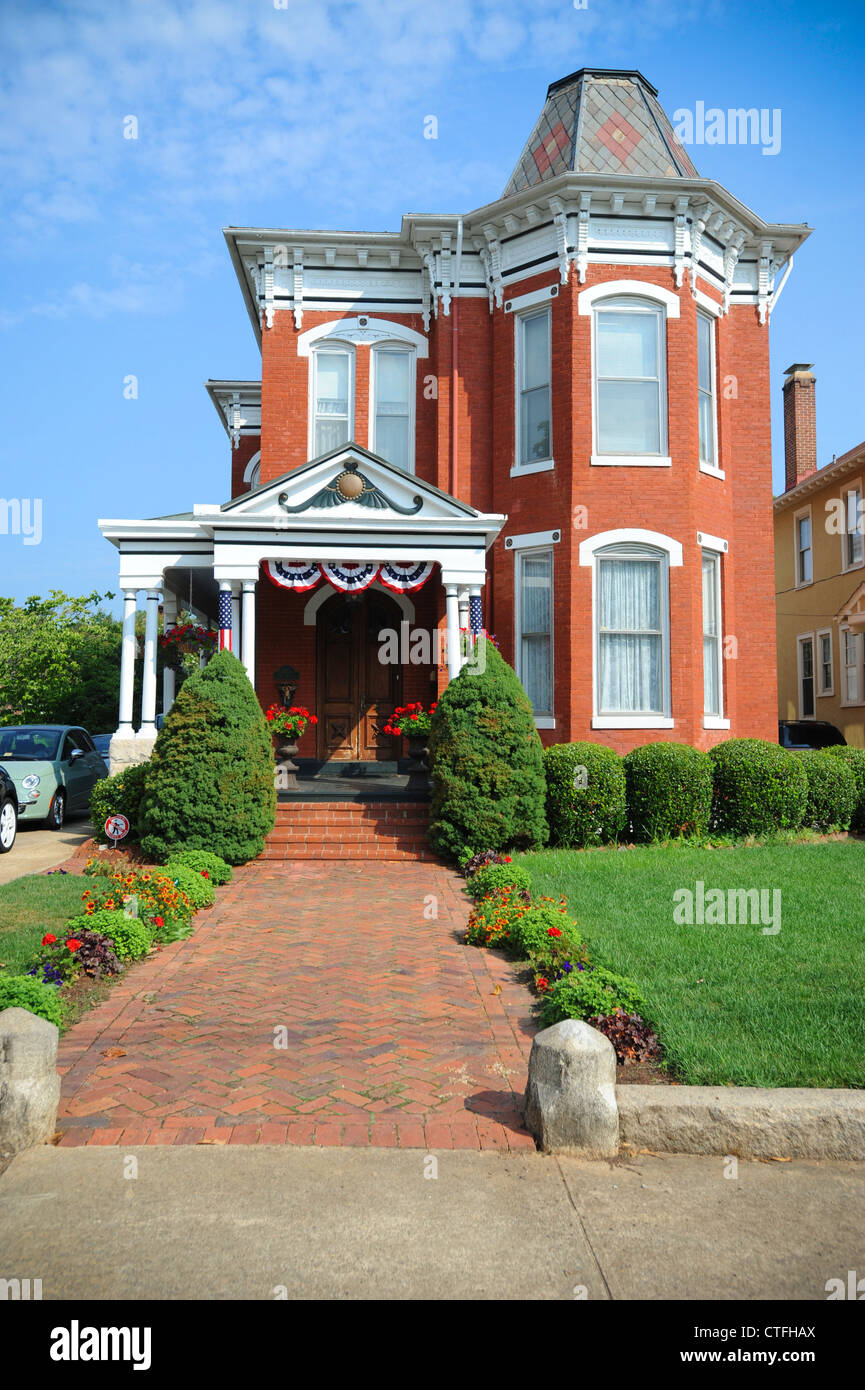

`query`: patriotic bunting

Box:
[265,560,322,592]
[379,560,434,593]
[263,559,436,595]
[320,561,381,592]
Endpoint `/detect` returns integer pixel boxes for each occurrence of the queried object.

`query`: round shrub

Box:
[164,862,216,909]
[709,738,807,836]
[826,746,865,830]
[795,750,855,832]
[624,741,713,841]
[464,887,532,948]
[466,862,532,901]
[543,742,626,847]
[539,965,646,1029]
[0,975,64,1028]
[89,763,149,845]
[65,910,150,961]
[427,642,548,860]
[163,849,233,885]
[139,650,277,864]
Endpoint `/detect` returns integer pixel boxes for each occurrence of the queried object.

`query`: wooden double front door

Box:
[316,591,401,761]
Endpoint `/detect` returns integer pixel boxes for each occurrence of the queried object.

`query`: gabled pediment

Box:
[218,444,481,524]
[837,580,865,628]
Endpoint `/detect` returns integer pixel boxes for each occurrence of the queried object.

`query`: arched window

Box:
[370,344,415,472]
[243,451,261,489]
[310,342,354,456]
[592,296,667,460]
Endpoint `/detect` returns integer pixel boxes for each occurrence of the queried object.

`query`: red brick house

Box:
[101,69,810,773]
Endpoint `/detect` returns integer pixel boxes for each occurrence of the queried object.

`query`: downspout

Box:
[450,217,464,497]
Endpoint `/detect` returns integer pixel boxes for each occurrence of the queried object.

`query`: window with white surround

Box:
[595,542,670,719]
[842,627,862,705]
[798,634,815,719]
[515,307,552,468]
[311,344,353,455]
[594,297,666,458]
[702,549,723,717]
[844,485,864,570]
[371,345,414,472]
[795,510,812,586]
[516,548,553,716]
[817,629,833,697]
[697,311,717,468]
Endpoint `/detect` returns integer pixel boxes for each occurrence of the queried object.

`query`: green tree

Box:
[0,590,120,731]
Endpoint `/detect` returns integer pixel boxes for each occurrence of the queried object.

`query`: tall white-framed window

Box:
[593,296,668,462]
[594,541,671,722]
[843,484,864,571]
[842,627,862,705]
[515,547,554,719]
[816,628,834,697]
[515,306,552,470]
[795,508,813,586]
[702,549,723,718]
[797,633,815,719]
[310,343,354,456]
[371,345,415,472]
[697,310,718,469]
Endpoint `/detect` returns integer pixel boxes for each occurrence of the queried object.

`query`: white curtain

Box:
[520,552,552,713]
[598,556,662,712]
[702,551,720,715]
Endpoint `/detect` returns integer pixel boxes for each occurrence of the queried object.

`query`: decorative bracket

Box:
[722,228,746,314]
[440,233,452,317]
[292,249,304,330]
[262,246,275,329]
[230,390,241,451]
[549,197,570,285]
[688,200,710,296]
[481,224,503,308]
[576,191,591,284]
[673,196,690,288]
[757,239,774,326]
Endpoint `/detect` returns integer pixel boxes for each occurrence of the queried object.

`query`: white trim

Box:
[514,544,554,721]
[505,528,562,551]
[243,451,261,487]
[302,579,416,626]
[577,279,681,318]
[841,479,864,574]
[297,316,429,357]
[592,717,675,730]
[696,531,728,553]
[579,529,683,567]
[308,341,355,460]
[504,283,560,314]
[816,627,834,698]
[533,716,556,729]
[703,716,730,730]
[793,504,813,589]
[694,289,723,318]
[368,342,416,474]
[510,458,555,477]
[591,454,671,468]
[514,302,553,472]
[796,631,816,720]
[699,462,726,480]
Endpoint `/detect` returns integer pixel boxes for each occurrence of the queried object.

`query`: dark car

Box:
[0,765,17,853]
[91,734,112,760]
[778,720,846,751]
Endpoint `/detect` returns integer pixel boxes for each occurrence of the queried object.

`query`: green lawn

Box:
[0,873,86,976]
[514,840,865,1088]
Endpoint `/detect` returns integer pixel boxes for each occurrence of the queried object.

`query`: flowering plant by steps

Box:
[383,702,436,739]
[265,704,318,741]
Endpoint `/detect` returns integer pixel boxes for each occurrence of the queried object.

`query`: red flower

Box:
[536,977,549,991]
[547,927,562,938]
[41,933,57,946]
[503,855,512,863]
[154,915,164,927]
[65,938,82,952]
[202,871,210,879]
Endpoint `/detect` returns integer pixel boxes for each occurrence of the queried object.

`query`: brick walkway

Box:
[56,863,537,1150]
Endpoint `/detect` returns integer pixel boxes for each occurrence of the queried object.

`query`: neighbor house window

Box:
[702,549,723,717]
[517,549,553,715]
[697,311,717,467]
[372,346,414,472]
[312,345,353,454]
[845,486,864,569]
[817,629,833,697]
[843,628,861,704]
[798,635,815,718]
[516,308,552,466]
[596,543,669,715]
[594,297,666,456]
[796,513,812,585]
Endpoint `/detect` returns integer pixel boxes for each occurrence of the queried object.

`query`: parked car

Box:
[778,720,846,751]
[0,725,109,829]
[91,733,112,759]
[0,765,18,853]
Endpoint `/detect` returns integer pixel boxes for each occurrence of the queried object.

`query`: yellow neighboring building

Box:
[775,365,865,745]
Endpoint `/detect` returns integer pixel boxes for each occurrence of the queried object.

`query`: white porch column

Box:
[138,589,160,737]
[241,580,257,685]
[116,588,138,737]
[445,584,461,681]
[457,587,470,669]
[162,591,177,717]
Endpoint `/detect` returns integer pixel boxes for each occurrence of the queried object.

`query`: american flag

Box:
[469,594,483,635]
[218,589,233,652]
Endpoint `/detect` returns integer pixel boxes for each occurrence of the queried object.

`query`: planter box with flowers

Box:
[383,702,437,772]
[266,704,318,790]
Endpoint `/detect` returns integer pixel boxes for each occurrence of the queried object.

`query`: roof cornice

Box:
[774,440,865,511]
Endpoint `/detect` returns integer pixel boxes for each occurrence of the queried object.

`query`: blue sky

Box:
[1,0,863,610]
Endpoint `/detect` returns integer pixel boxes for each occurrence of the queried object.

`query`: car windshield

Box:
[0,727,63,761]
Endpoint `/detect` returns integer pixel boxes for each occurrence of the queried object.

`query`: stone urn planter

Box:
[405,735,430,774]
[273,737,300,791]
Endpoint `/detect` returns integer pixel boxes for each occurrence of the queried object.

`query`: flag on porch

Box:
[218,588,233,651]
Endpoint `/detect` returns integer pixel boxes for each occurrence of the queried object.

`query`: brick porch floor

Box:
[55,862,538,1150]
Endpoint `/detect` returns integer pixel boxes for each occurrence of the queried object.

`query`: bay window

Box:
[596,542,669,717]
[517,548,553,716]
[516,308,552,467]
[701,549,723,718]
[594,297,666,457]
[697,311,717,467]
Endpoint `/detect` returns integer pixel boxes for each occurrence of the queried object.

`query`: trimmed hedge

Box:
[624,741,713,841]
[826,746,865,831]
[164,862,216,910]
[465,863,532,901]
[539,966,647,1029]
[543,742,627,847]
[139,650,277,864]
[89,763,149,845]
[163,849,233,885]
[65,910,151,961]
[0,974,64,1028]
[796,750,856,832]
[427,642,548,860]
[709,738,807,837]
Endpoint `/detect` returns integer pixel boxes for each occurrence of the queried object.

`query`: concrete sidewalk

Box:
[1,1145,862,1300]
[0,822,90,886]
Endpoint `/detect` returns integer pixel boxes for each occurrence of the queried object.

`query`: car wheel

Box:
[0,799,16,853]
[49,790,66,830]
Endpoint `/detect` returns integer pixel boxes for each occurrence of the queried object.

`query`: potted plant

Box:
[266,704,318,790]
[159,615,218,678]
[384,702,436,772]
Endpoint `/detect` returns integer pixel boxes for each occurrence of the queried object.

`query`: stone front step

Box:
[262,801,434,861]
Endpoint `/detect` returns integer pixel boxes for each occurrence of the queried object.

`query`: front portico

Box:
[98,445,505,773]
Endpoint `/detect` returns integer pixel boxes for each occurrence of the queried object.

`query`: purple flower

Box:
[561,961,573,973]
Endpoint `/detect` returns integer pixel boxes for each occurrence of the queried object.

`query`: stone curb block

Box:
[617,1085,865,1160]
[524,1019,618,1157]
[0,1007,61,1159]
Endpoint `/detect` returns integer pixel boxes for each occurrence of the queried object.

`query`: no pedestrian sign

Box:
[104,813,130,843]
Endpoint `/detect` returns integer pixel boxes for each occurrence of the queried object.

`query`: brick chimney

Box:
[783,363,817,491]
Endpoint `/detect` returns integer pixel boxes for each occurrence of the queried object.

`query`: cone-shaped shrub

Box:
[624,741,713,841]
[139,650,276,864]
[427,641,548,860]
[544,742,626,847]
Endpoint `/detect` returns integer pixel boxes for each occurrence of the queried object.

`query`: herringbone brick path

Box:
[56,862,537,1150]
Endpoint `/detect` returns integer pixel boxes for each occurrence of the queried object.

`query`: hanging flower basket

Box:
[159,623,218,662]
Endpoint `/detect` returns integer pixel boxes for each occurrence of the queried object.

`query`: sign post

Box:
[104,813,130,849]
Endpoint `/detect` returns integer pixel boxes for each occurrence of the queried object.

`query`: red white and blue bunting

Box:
[265,560,322,592]
[379,560,434,593]
[320,561,381,592]
[263,560,435,595]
